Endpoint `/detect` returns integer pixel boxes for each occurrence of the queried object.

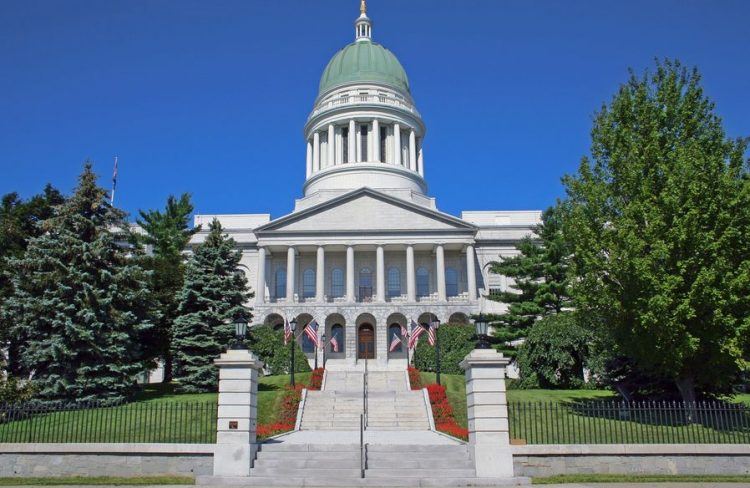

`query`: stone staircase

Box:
[236,440,490,487]
[299,369,430,431]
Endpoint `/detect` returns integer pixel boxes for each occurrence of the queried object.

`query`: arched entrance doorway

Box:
[358,324,375,359]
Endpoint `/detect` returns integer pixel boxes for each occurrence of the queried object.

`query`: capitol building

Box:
[191,2,540,370]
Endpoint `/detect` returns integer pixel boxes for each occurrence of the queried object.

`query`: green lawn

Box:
[0,373,309,444]
[420,372,750,444]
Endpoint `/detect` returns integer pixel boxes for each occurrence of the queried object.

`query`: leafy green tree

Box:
[0,185,65,373]
[172,219,252,392]
[137,194,200,382]
[414,324,475,375]
[488,205,572,350]
[248,325,311,375]
[0,164,154,403]
[562,59,750,402]
[516,313,592,389]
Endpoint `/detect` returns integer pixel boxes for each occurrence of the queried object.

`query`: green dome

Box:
[319,40,410,96]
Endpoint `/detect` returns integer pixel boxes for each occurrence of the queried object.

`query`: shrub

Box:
[408,366,423,389]
[249,325,311,375]
[0,375,35,404]
[257,422,295,439]
[516,313,591,389]
[424,381,468,441]
[278,384,303,425]
[414,324,475,375]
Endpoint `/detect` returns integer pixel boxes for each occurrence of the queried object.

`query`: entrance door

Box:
[358,324,375,359]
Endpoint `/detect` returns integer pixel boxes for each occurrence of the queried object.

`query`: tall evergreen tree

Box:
[563,60,750,402]
[172,219,252,392]
[0,164,154,403]
[488,205,572,346]
[0,185,65,373]
[137,194,200,382]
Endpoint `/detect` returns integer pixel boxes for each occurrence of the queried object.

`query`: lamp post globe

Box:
[232,314,249,350]
[473,314,490,349]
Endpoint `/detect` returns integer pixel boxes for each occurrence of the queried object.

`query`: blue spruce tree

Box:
[172,219,252,392]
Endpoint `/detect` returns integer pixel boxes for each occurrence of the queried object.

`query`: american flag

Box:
[389,332,402,352]
[283,319,292,345]
[329,333,339,352]
[407,320,425,349]
[427,320,439,346]
[304,320,320,347]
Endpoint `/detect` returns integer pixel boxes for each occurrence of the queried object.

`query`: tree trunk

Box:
[675,375,698,423]
[162,351,173,383]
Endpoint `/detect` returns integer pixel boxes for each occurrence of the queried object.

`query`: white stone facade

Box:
[190,5,541,369]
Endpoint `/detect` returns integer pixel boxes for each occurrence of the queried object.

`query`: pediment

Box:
[255,188,475,234]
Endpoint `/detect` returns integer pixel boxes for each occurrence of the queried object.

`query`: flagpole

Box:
[110,156,118,205]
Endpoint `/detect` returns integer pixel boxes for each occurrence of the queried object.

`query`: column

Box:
[328,124,335,166]
[409,130,417,172]
[436,244,446,302]
[316,246,325,303]
[376,245,385,302]
[213,349,263,477]
[348,120,356,163]
[286,247,296,303]
[406,244,416,302]
[393,123,402,166]
[346,245,355,302]
[418,144,424,176]
[256,247,266,305]
[312,132,320,172]
[305,141,312,177]
[466,245,477,301]
[372,119,380,162]
[459,349,514,478]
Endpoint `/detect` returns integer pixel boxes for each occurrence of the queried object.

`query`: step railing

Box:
[363,358,369,428]
[359,413,366,478]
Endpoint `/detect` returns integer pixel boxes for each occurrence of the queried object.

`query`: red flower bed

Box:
[407,366,423,390]
[308,368,324,391]
[257,422,295,439]
[425,382,468,441]
[278,384,303,425]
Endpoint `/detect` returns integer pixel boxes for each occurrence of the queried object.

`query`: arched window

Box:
[302,269,315,298]
[275,269,287,299]
[416,267,429,297]
[387,267,401,297]
[359,267,373,301]
[446,267,459,297]
[330,268,344,297]
[388,324,403,353]
[329,324,344,354]
[301,324,315,353]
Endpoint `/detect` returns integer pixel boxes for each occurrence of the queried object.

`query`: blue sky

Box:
[2,0,749,221]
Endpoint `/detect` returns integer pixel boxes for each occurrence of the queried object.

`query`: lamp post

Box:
[434,320,441,386]
[290,317,298,386]
[231,314,249,350]
[321,333,327,369]
[473,314,490,349]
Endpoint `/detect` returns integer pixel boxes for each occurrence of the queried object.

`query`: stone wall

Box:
[512,444,750,477]
[0,444,213,478]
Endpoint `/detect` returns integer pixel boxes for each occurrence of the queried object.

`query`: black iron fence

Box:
[509,401,750,444]
[0,400,217,444]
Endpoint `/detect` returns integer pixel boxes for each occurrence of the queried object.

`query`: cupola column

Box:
[348,120,356,163]
[372,119,380,163]
[409,130,417,172]
[418,143,424,176]
[305,141,312,177]
[312,132,320,172]
[393,123,402,166]
[328,124,335,166]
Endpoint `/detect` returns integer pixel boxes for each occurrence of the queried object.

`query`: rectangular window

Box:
[342,127,349,163]
[360,124,368,162]
[380,127,387,163]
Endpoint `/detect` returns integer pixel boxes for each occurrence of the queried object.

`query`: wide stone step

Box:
[366,468,477,478]
[259,443,358,452]
[257,451,361,461]
[366,458,473,469]
[367,444,470,454]
[250,467,362,477]
[255,458,360,469]
[197,476,530,487]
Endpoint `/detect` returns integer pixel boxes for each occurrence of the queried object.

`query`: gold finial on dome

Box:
[360,0,367,15]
